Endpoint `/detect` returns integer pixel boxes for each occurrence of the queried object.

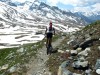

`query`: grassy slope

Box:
[0,34,60,75]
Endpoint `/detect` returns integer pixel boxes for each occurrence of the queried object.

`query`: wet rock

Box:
[70,50,77,56]
[95,59,100,74]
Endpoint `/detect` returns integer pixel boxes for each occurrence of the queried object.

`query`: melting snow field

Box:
[0,26,45,49]
[0,21,80,49]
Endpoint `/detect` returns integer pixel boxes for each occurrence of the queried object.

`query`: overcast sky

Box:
[12,0,100,12]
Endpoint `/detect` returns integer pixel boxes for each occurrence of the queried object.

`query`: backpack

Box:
[46,26,54,33]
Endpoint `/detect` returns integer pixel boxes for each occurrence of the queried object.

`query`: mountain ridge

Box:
[0,0,87,26]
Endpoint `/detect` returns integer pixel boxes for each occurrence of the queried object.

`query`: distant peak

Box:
[34,0,39,2]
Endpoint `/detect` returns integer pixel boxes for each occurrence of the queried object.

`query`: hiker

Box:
[45,21,55,48]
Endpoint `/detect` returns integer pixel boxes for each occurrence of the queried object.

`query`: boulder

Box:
[95,59,100,74]
[62,70,72,75]
[72,60,89,70]
[61,60,70,68]
[59,60,72,75]
[1,64,9,70]
[78,50,88,57]
[96,69,100,75]
[70,50,77,56]
[85,47,91,52]
[80,38,98,49]
[79,56,85,61]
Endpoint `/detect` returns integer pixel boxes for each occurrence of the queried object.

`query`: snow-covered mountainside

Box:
[0,0,89,48]
[74,11,100,23]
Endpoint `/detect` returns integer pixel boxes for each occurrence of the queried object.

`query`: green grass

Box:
[0,34,60,74]
[0,40,45,74]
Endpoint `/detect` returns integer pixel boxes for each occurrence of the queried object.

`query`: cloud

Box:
[92,3,100,11]
[47,0,100,6]
[73,3,100,13]
[73,6,91,12]
[12,0,35,3]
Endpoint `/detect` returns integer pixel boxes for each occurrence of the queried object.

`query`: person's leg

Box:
[49,33,53,47]
[48,38,51,46]
[46,33,51,47]
[46,38,49,47]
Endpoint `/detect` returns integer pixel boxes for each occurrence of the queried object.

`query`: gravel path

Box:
[26,36,65,75]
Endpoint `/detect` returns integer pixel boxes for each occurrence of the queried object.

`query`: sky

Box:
[12,0,100,12]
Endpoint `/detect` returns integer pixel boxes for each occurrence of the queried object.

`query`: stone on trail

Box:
[70,50,77,56]
[95,59,100,74]
[72,60,89,69]
[58,50,64,53]
[1,64,9,70]
[78,50,88,56]
[8,66,17,73]
[98,46,100,50]
[96,69,100,74]
[76,48,82,51]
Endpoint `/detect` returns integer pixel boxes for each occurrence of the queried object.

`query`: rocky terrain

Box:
[0,1,100,75]
[47,20,100,75]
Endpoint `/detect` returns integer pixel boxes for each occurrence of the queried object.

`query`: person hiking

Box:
[45,21,55,48]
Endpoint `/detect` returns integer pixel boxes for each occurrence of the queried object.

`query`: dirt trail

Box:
[26,36,65,75]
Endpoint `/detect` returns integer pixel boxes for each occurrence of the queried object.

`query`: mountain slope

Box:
[0,0,87,26]
[46,20,100,75]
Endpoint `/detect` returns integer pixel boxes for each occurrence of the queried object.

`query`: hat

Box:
[49,21,52,28]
